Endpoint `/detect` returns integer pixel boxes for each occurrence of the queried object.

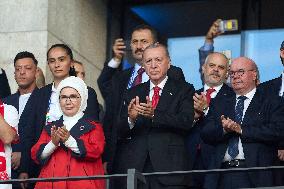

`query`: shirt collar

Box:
[134,63,142,73]
[204,83,223,93]
[51,82,57,92]
[150,76,168,90]
[236,87,256,100]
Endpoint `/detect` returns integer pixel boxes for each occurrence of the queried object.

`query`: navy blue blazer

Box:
[201,88,284,188]
[186,84,234,170]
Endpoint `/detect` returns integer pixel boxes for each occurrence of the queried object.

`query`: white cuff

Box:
[41,141,57,159]
[108,58,121,68]
[128,117,135,129]
[64,135,80,154]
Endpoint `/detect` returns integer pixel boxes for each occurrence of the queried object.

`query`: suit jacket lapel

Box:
[242,89,262,125]
[156,79,175,111]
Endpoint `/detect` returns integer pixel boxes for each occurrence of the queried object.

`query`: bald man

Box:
[201,57,284,189]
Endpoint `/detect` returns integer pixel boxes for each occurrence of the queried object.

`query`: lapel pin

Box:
[169,92,173,96]
[80,126,85,131]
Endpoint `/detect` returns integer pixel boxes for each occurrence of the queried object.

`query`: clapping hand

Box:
[221,115,242,134]
[137,96,154,119]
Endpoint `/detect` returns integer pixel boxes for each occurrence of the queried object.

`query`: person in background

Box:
[3,51,39,189]
[31,76,105,189]
[35,67,45,89]
[186,52,234,189]
[73,60,105,122]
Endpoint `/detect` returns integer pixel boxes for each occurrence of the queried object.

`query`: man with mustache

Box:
[186,52,234,189]
[3,51,39,189]
[97,24,185,176]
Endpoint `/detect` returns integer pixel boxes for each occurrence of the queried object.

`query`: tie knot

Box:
[237,96,247,101]
[153,86,160,94]
[206,88,215,95]
[137,67,145,75]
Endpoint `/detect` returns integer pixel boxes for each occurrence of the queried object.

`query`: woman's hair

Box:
[47,44,74,61]
[47,43,76,76]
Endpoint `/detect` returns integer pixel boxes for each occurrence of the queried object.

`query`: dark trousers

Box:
[189,151,205,189]
[139,154,187,189]
[218,161,252,189]
[274,159,284,186]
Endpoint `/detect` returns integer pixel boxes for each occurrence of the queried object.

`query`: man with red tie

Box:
[112,43,195,189]
[99,25,185,177]
[186,52,234,189]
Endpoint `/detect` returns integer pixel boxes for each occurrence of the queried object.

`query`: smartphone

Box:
[219,19,238,33]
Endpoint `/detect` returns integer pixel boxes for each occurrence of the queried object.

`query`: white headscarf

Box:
[56,76,88,130]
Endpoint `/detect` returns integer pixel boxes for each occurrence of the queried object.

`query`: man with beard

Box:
[97,24,185,175]
[3,51,39,189]
[186,52,234,188]
[258,40,284,186]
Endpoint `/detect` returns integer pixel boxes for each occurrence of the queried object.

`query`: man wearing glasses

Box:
[201,57,284,189]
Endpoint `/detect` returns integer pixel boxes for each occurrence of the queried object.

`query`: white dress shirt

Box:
[279,72,284,96]
[47,83,62,123]
[203,83,223,115]
[223,88,256,161]
[19,93,31,117]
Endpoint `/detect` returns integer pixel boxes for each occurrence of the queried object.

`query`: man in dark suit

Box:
[3,51,39,189]
[98,24,185,173]
[257,40,284,186]
[0,68,11,99]
[186,52,234,188]
[112,43,194,189]
[201,57,284,189]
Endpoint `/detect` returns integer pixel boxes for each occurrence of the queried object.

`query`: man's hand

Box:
[137,96,154,119]
[193,92,208,113]
[51,126,60,146]
[128,96,139,123]
[205,19,222,44]
[278,150,284,161]
[11,152,21,170]
[221,115,242,134]
[57,127,70,143]
[113,38,126,63]
[19,172,29,189]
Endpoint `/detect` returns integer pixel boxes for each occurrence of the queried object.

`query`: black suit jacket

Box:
[258,76,281,97]
[201,88,284,188]
[21,83,100,174]
[99,65,185,166]
[0,69,11,99]
[112,79,194,186]
[186,84,234,169]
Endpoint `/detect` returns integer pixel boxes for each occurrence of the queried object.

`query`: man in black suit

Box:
[186,52,234,188]
[3,51,39,189]
[98,25,185,173]
[258,40,284,186]
[201,57,284,189]
[113,43,194,189]
[0,68,11,99]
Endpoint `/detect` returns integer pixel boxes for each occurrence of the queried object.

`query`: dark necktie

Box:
[152,86,160,109]
[132,67,145,87]
[228,96,247,159]
[206,88,216,105]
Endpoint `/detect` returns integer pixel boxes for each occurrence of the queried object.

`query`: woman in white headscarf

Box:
[31,76,105,189]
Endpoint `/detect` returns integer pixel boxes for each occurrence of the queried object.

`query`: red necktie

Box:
[132,67,145,87]
[206,88,216,105]
[152,86,161,109]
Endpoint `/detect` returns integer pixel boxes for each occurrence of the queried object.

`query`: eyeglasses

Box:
[59,94,80,102]
[228,69,255,78]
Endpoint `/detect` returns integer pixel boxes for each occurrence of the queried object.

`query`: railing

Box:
[1,166,284,189]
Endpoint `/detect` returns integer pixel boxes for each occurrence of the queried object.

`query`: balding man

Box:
[201,57,284,189]
[114,43,194,189]
[186,52,234,188]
